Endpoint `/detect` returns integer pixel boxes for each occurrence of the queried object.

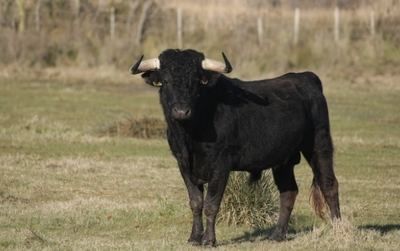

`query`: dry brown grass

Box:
[1,72,400,250]
[218,171,278,227]
[99,117,166,138]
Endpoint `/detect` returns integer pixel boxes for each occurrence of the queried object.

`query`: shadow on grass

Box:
[227,226,312,244]
[359,224,400,234]
[218,223,400,247]
[218,214,316,246]
[217,214,317,246]
[219,225,313,246]
[223,226,275,244]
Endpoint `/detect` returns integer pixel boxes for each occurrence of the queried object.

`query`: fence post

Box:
[72,0,80,17]
[72,0,80,37]
[136,1,152,45]
[257,16,263,46]
[370,10,375,37]
[16,0,25,34]
[35,0,42,32]
[126,1,140,32]
[334,6,340,43]
[293,7,300,45]
[110,6,115,40]
[177,7,183,49]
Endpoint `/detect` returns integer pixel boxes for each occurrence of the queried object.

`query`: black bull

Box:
[130,49,341,246]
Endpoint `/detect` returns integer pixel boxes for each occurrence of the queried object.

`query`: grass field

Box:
[0,70,399,250]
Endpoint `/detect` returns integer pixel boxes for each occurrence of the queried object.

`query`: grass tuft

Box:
[218,171,279,227]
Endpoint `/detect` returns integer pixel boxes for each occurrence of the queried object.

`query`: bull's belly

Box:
[233,130,303,170]
[190,150,299,185]
[190,138,302,183]
[233,149,300,172]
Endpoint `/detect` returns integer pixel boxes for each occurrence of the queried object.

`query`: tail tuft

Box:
[310,179,328,220]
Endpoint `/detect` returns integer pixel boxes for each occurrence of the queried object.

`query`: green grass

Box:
[0,72,399,250]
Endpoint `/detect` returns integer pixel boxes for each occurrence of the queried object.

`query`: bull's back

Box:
[235,71,323,99]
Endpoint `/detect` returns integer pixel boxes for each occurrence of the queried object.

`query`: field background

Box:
[1,0,400,250]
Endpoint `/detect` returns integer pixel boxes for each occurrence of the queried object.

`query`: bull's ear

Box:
[201,71,221,87]
[141,71,162,87]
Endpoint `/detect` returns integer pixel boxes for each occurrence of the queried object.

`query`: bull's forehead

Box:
[159,49,204,72]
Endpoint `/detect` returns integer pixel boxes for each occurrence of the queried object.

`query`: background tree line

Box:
[0,0,399,76]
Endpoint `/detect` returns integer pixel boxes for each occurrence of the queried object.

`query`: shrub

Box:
[218,171,279,227]
[99,117,166,139]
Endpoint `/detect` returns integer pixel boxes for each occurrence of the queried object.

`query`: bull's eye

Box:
[200,78,208,85]
[153,82,162,87]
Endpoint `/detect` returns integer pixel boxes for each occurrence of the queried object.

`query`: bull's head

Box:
[130,49,232,121]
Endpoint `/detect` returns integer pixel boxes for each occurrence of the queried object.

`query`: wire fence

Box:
[0,0,399,71]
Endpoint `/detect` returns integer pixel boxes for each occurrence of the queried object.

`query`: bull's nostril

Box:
[172,106,192,120]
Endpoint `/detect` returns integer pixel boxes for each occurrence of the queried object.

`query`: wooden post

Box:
[293,7,300,45]
[126,1,140,32]
[72,0,80,36]
[16,0,25,34]
[334,6,340,43]
[35,0,42,32]
[72,0,80,17]
[177,7,183,49]
[136,1,152,45]
[97,0,105,9]
[257,16,263,46]
[370,11,375,37]
[110,6,115,40]
[95,0,105,17]
[0,3,2,25]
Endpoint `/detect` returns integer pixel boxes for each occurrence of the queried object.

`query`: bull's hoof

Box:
[269,229,286,242]
[188,239,201,246]
[188,235,202,246]
[201,237,216,247]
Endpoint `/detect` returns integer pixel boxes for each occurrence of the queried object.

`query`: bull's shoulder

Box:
[293,71,323,93]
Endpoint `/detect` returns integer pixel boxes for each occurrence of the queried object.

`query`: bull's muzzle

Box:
[172,104,192,120]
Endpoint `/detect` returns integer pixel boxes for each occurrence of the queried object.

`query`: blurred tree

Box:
[271,0,281,7]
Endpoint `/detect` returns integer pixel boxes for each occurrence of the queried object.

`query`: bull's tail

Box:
[310,178,328,220]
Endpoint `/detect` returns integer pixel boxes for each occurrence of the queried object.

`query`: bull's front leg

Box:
[180,171,204,245]
[202,169,230,247]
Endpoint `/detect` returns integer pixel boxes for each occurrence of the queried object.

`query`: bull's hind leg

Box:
[303,129,341,220]
[270,162,298,241]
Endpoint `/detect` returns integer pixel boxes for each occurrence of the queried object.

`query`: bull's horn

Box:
[130,55,160,74]
[201,52,232,73]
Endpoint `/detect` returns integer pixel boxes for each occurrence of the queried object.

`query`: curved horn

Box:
[201,52,232,73]
[130,55,160,74]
